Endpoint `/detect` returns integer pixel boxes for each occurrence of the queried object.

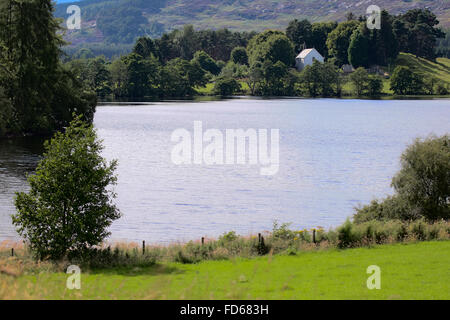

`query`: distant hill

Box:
[55,0,450,49]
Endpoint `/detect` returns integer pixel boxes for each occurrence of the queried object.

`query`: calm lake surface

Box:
[1,98,449,243]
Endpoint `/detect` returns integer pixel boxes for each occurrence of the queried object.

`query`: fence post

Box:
[11,248,14,257]
[201,237,204,246]
[142,241,145,255]
[313,229,316,244]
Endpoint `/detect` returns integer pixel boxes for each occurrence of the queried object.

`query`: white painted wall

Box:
[295,49,324,71]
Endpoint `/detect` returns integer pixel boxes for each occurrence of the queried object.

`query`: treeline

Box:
[66,25,257,98]
[0,0,96,137]
[287,9,444,66]
[67,8,446,99]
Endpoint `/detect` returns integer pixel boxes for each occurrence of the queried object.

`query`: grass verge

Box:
[1,241,449,299]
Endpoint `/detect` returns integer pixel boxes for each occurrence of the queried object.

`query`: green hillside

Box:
[395,52,450,84]
[55,0,450,47]
[340,53,450,96]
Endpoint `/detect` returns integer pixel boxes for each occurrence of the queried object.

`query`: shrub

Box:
[219,231,239,243]
[272,221,296,241]
[355,135,449,222]
[213,77,241,96]
[392,135,450,220]
[353,195,418,223]
[13,116,121,260]
[337,219,360,248]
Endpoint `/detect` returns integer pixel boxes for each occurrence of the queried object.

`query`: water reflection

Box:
[0,137,45,240]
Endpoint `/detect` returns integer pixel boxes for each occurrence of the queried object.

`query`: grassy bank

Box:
[1,241,449,299]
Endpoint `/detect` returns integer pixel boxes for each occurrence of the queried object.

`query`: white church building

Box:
[295,48,324,71]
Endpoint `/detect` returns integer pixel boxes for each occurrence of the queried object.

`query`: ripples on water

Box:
[0,137,44,240]
[0,98,449,243]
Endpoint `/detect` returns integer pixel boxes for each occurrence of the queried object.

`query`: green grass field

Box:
[1,241,449,299]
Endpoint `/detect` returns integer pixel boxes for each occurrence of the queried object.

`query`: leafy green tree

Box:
[299,60,340,97]
[13,116,121,259]
[349,67,369,96]
[213,77,241,96]
[392,19,409,54]
[174,25,199,60]
[247,30,295,67]
[367,76,383,96]
[230,46,248,65]
[286,19,312,52]
[192,50,220,75]
[390,66,424,95]
[159,62,191,97]
[353,195,415,223]
[259,60,288,95]
[159,58,207,97]
[326,20,360,66]
[186,59,208,88]
[395,9,445,60]
[354,135,450,223]
[67,57,112,97]
[219,61,246,79]
[109,58,129,98]
[122,53,160,97]
[392,135,450,220]
[241,62,264,96]
[264,34,295,67]
[133,36,158,59]
[373,10,399,66]
[310,22,338,58]
[348,25,370,68]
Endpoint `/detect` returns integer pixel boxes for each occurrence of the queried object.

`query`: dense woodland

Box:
[65,8,447,99]
[0,1,448,137]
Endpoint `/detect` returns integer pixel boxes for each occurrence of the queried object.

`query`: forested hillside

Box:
[55,0,450,55]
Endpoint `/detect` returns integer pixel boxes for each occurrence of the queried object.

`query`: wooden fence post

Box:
[142,241,145,255]
[313,229,316,244]
[11,248,14,256]
[201,237,205,245]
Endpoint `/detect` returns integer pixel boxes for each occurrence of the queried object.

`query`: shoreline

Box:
[97,94,450,104]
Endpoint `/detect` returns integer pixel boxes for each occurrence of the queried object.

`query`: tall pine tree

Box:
[0,0,96,136]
